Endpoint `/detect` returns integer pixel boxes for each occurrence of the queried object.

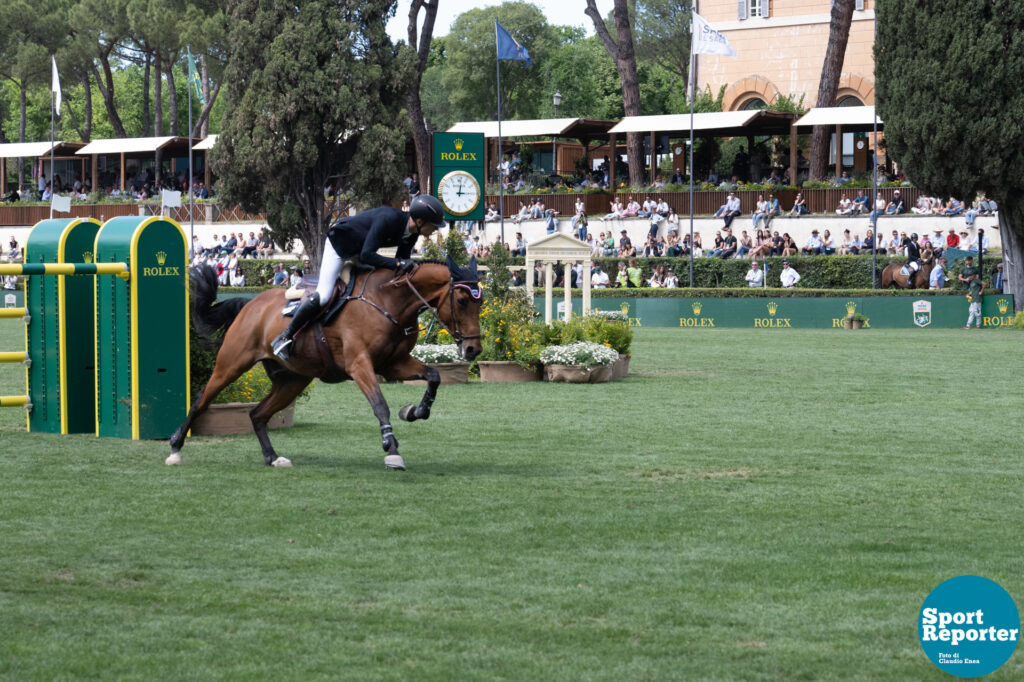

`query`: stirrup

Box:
[272,335,294,360]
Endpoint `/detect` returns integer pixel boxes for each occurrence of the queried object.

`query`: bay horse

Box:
[166,256,482,470]
[881,253,935,289]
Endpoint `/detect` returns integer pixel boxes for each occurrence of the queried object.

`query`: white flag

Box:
[51,56,61,112]
[161,189,182,208]
[692,13,737,58]
[51,194,71,214]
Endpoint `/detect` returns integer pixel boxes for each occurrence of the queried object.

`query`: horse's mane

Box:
[415,257,480,283]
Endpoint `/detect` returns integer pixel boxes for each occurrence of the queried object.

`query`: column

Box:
[835,124,842,180]
[120,153,126,192]
[544,262,553,325]
[91,154,98,194]
[582,258,591,317]
[525,256,534,301]
[609,133,616,189]
[563,263,571,321]
[789,123,797,186]
[649,130,656,183]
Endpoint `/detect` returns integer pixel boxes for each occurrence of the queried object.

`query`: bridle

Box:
[393,270,482,345]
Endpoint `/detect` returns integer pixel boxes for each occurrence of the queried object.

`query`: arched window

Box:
[741,98,767,111]
[836,95,863,107]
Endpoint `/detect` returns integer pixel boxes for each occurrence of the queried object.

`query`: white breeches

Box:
[316,238,343,301]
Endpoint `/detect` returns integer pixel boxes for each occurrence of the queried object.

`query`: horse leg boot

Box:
[272,292,321,361]
[391,358,440,422]
[348,354,405,470]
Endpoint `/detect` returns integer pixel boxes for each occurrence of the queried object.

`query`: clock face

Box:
[856,140,866,150]
[437,170,481,217]
[675,146,683,155]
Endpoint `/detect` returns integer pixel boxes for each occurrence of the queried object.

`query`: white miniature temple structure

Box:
[524,232,593,324]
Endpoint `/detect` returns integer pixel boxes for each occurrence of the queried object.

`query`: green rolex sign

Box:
[432,132,485,222]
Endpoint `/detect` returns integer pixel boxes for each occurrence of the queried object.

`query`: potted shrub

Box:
[841,312,869,329]
[192,365,299,435]
[540,341,618,383]
[408,343,470,384]
[477,288,543,382]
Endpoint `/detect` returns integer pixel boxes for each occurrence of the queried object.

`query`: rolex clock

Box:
[437,170,481,217]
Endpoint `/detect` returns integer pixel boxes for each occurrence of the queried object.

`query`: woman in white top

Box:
[911,196,930,215]
[574,198,584,217]
[836,195,852,215]
[751,194,768,228]
[603,199,623,221]
[512,201,529,224]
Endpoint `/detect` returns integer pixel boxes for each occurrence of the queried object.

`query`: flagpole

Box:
[50,86,55,220]
[188,47,195,259]
[495,20,505,246]
[687,42,695,288]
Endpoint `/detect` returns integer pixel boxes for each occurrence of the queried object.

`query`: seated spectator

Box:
[647,210,661,240]
[716,191,741,228]
[602,198,623,222]
[229,265,245,287]
[744,260,764,287]
[749,229,770,259]
[764,193,781,227]
[642,235,662,257]
[868,192,886,226]
[820,229,836,255]
[268,263,288,286]
[946,227,960,250]
[737,230,752,258]
[6,234,19,261]
[665,209,679,231]
[656,199,670,217]
[484,202,500,222]
[663,269,679,288]
[670,168,685,184]
[968,228,990,254]
[863,229,880,254]
[600,232,616,256]
[691,232,703,257]
[979,194,998,215]
[626,258,642,287]
[837,170,851,184]
[836,194,853,215]
[886,230,902,254]
[621,197,640,218]
[42,183,53,201]
[665,233,683,258]
[2,273,17,290]
[802,229,823,255]
[240,232,259,258]
[222,233,238,255]
[3,187,20,203]
[779,259,801,288]
[511,232,527,257]
[929,229,945,257]
[646,264,665,287]
[837,229,855,255]
[529,199,544,219]
[512,201,529,224]
[851,190,868,215]
[614,261,630,288]
[789,192,808,216]
[718,228,738,259]
[639,196,655,218]
[929,257,948,290]
[911,195,932,214]
[706,230,724,257]
[885,190,905,214]
[781,233,798,257]
[941,197,964,216]
[769,230,784,256]
[289,265,303,288]
[257,233,275,258]
[850,233,863,254]
[591,264,610,288]
[751,194,768,229]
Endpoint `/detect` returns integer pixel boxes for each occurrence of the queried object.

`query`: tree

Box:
[876,0,1024,311]
[809,0,854,181]
[70,0,131,138]
[212,0,412,268]
[584,0,643,185]
[406,0,439,191]
[634,0,691,91]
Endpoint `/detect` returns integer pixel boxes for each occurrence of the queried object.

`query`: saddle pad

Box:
[900,266,911,277]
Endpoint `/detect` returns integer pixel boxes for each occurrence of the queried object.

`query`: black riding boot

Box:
[272,292,321,360]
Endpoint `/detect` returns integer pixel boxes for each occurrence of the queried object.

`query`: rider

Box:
[272,194,447,359]
[902,232,922,280]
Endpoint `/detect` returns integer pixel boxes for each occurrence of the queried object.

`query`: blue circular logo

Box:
[919,575,1020,677]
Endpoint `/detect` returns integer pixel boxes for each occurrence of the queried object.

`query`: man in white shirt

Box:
[802,229,823,255]
[744,261,764,287]
[663,269,678,288]
[718,192,741,228]
[969,228,991,254]
[780,260,801,288]
[591,265,610,288]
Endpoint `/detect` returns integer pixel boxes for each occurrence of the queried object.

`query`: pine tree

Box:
[876,0,1024,310]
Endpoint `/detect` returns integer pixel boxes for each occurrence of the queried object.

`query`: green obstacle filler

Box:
[18,217,105,434]
[94,216,190,440]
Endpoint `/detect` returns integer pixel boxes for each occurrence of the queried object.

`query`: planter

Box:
[404,362,470,385]
[477,360,542,383]
[841,319,865,329]
[192,402,294,435]
[543,364,613,384]
[611,353,631,379]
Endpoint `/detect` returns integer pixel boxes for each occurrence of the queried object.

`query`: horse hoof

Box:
[271,456,293,468]
[399,404,416,422]
[385,454,406,471]
[165,452,182,466]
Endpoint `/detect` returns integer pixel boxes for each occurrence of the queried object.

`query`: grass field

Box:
[0,322,1021,681]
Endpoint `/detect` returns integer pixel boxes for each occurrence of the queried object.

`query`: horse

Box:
[166,256,482,470]
[881,253,935,289]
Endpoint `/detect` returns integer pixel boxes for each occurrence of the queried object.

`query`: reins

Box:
[391,270,481,344]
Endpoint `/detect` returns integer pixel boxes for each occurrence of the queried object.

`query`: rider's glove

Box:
[396,259,417,274]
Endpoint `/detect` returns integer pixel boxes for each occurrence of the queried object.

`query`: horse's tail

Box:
[190,264,249,345]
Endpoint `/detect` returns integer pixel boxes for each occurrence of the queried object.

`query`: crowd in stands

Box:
[190,231,277,287]
[2,169,215,204]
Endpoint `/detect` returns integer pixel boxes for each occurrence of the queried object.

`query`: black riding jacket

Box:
[903,238,921,262]
[327,207,416,270]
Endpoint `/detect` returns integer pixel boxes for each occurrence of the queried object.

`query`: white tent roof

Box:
[793,106,882,130]
[448,118,582,138]
[76,136,178,155]
[0,142,65,158]
[193,135,218,150]
[609,111,762,134]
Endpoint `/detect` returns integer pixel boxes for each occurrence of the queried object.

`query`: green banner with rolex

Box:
[432,132,485,222]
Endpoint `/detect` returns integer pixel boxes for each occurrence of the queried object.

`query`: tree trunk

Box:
[167,52,180,136]
[585,0,644,186]
[91,50,127,138]
[998,202,1024,313]
[406,0,439,191]
[810,0,855,181]
[154,52,163,186]
[142,50,151,135]
[200,55,210,137]
[18,81,26,191]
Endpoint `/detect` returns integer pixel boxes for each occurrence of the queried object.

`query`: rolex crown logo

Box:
[767,301,778,316]
[82,251,93,264]
[156,250,167,266]
[692,302,702,315]
[997,298,1009,314]
[620,302,629,315]
[846,301,857,316]
[454,138,465,151]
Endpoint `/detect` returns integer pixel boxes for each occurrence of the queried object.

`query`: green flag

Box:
[187,47,207,106]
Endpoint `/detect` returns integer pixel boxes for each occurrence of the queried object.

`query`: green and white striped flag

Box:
[187,47,207,106]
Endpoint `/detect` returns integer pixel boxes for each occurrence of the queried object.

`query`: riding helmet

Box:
[910,232,918,240]
[409,194,447,228]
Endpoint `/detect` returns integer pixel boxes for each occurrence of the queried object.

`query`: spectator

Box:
[945,227,960,250]
[626,258,643,288]
[642,235,662,257]
[992,262,1004,293]
[820,229,836,255]
[289,265,303,288]
[886,230,902,254]
[979,193,998,215]
[511,232,527,257]
[3,187,20,203]
[836,193,853,215]
[968,227,990,254]
[646,264,664,287]
[789,192,808,217]
[229,264,246,287]
[837,229,856,255]
[222,233,238,256]
[744,260,764,287]
[42,183,53,201]
[647,209,661,240]
[663,269,679,288]
[665,208,679,231]
[484,202,500,222]
[911,195,931,214]
[590,264,609,289]
[779,259,801,288]
[600,232,616,256]
[240,232,259,258]
[837,170,851,184]
[737,230,752,258]
[719,228,738,259]
[715,191,741,228]
[941,197,964,216]
[929,229,945,257]
[670,168,684,184]
[6,235,19,261]
[802,229,823,255]
[268,263,288,286]
[959,256,985,329]
[780,233,798,257]
[529,198,544,219]
[929,257,947,290]
[614,261,630,288]
[572,211,589,242]
[257,233,275,258]
[602,198,622,222]
[751,194,768,229]
[618,229,632,253]
[408,173,420,196]
[706,230,724,257]
[2,273,17,290]
[885,190,905,214]
[863,229,880,254]
[749,229,771,259]
[851,190,868,215]
[769,230,784,256]
[764,193,781,229]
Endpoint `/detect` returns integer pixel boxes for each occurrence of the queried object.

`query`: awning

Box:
[193,135,218,150]
[792,106,882,132]
[76,136,180,155]
[447,118,615,141]
[608,110,797,137]
[0,142,68,158]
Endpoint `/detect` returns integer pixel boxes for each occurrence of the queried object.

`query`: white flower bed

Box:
[540,341,619,368]
[591,310,629,322]
[411,343,463,364]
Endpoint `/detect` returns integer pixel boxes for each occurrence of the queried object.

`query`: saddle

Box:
[281,270,361,325]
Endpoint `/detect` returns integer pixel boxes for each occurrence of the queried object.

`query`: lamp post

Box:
[552,90,562,174]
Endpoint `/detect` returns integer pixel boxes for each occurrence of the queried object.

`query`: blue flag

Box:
[496,21,531,66]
